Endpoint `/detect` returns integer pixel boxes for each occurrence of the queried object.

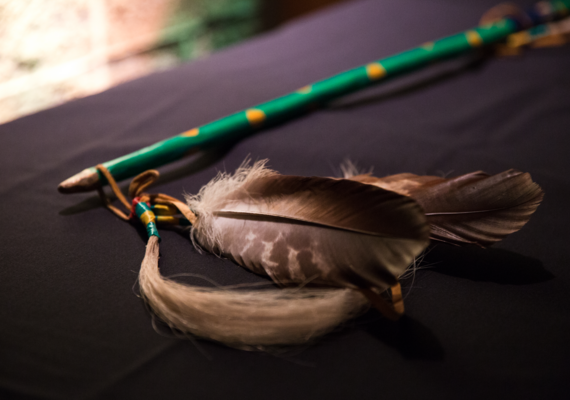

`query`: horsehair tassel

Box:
[139,236,370,348]
[58,0,570,194]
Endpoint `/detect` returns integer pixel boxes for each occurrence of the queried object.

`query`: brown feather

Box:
[190,169,429,291]
[349,169,544,246]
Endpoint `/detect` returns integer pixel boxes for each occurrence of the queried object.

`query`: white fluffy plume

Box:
[185,159,277,250]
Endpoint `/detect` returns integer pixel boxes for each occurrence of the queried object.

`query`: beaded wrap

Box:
[134,201,161,241]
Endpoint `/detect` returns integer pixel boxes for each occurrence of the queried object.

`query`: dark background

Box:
[1,0,569,398]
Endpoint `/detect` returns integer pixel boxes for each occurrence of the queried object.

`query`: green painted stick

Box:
[58,0,570,193]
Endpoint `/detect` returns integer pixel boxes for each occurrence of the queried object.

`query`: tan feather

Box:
[188,161,429,291]
[349,169,544,246]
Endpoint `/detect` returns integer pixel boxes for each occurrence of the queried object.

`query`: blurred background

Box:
[0,0,348,124]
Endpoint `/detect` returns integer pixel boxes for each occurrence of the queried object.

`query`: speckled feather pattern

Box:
[189,161,429,290]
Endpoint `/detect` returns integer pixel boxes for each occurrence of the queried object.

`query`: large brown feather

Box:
[193,174,429,291]
[349,169,544,246]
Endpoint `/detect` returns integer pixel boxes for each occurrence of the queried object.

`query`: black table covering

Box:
[2,0,569,398]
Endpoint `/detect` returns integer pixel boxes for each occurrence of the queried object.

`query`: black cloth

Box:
[2,0,569,398]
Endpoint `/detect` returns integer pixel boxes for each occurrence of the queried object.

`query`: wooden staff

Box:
[58,0,570,194]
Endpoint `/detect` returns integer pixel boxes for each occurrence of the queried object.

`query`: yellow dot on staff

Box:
[422,42,434,51]
[366,62,386,80]
[466,30,483,47]
[181,128,199,137]
[246,109,266,126]
[296,85,312,94]
[140,210,155,226]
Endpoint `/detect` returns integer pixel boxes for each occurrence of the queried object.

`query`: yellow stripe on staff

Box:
[139,210,156,226]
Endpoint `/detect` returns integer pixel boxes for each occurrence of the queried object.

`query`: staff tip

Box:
[58,168,100,194]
